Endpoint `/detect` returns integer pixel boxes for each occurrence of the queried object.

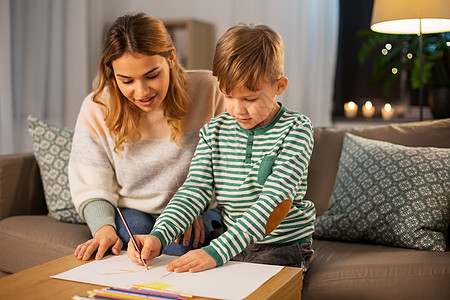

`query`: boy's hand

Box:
[127,235,161,265]
[165,249,217,273]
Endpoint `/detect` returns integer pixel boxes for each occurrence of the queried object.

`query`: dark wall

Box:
[333,0,400,117]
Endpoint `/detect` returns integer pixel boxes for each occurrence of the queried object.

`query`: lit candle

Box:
[381,103,394,120]
[344,101,358,118]
[362,101,375,118]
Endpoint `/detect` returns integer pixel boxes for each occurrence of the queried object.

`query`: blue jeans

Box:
[115,208,221,255]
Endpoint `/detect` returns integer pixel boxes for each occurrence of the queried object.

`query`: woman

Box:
[68,12,224,261]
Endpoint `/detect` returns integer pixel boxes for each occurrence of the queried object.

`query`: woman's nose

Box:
[135,81,149,99]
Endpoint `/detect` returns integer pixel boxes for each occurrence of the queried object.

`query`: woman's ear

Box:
[168,48,176,68]
[275,77,288,95]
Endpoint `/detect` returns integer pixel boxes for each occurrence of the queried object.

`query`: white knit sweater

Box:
[68,70,224,235]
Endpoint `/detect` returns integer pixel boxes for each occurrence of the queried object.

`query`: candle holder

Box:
[381,103,395,120]
[344,101,358,118]
[362,101,375,118]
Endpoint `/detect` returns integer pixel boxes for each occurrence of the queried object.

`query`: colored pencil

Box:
[131,285,193,299]
[74,286,193,300]
[87,288,185,300]
[116,207,148,270]
[107,287,188,300]
[92,290,160,299]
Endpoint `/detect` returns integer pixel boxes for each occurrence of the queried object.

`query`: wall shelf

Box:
[163,19,215,70]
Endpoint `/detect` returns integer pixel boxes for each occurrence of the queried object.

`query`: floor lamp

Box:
[370,0,450,121]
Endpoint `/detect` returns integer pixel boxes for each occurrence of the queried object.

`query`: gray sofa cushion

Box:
[28,116,84,223]
[303,239,450,300]
[306,118,450,216]
[0,216,91,273]
[313,133,450,251]
[0,153,47,220]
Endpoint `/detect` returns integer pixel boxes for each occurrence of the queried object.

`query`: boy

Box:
[128,23,315,273]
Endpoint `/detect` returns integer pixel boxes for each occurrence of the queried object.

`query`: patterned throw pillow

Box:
[28,116,85,223]
[313,133,450,251]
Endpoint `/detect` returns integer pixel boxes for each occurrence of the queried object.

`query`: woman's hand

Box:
[74,225,123,260]
[174,215,205,248]
[165,249,217,273]
[128,234,162,266]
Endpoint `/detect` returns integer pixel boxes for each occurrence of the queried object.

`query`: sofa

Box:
[0,118,449,299]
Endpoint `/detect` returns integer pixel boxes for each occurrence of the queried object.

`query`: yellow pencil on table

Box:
[116,207,148,270]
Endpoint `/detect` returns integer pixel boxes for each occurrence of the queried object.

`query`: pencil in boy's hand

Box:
[116,207,148,270]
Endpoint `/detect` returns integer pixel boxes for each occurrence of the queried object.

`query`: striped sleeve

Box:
[150,125,215,248]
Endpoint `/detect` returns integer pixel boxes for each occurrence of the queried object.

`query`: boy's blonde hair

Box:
[212,23,284,94]
[93,13,187,154]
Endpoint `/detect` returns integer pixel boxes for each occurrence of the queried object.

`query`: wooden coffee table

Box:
[0,255,302,299]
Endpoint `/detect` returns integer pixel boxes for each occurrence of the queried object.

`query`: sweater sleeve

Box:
[68,93,119,235]
[81,199,116,236]
[204,118,315,266]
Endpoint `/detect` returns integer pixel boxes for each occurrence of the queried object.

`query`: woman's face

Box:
[111,51,175,113]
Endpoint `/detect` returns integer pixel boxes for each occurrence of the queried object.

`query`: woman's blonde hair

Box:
[212,23,284,94]
[93,13,187,154]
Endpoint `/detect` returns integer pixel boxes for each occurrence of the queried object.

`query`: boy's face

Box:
[223,77,288,129]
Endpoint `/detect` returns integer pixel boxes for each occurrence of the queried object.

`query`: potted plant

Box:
[358,30,450,118]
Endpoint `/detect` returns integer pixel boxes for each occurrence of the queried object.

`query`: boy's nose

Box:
[230,101,246,116]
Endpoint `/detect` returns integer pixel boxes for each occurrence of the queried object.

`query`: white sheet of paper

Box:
[51,252,283,299]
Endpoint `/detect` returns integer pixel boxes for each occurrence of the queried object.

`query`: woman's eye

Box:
[121,80,133,84]
[147,74,158,80]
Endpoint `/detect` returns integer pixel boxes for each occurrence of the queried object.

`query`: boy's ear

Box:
[275,77,288,95]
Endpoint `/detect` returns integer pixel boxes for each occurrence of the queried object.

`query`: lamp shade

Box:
[371,0,450,34]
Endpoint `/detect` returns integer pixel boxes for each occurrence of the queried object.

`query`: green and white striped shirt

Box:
[151,103,315,266]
